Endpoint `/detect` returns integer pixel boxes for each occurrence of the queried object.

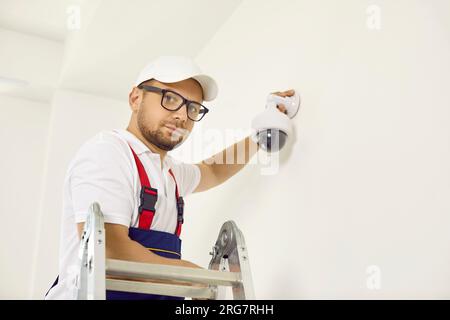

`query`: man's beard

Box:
[137,108,187,151]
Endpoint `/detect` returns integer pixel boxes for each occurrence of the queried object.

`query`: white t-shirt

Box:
[45,128,201,299]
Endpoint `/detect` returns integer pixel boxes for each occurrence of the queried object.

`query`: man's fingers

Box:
[271,89,295,97]
[271,89,295,114]
[276,104,287,114]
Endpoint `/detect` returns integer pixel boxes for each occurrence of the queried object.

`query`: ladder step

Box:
[106,259,242,286]
[106,279,216,299]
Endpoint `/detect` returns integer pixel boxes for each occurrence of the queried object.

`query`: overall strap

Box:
[168,169,184,237]
[128,144,185,236]
[129,145,157,230]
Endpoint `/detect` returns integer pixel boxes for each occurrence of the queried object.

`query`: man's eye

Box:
[189,105,200,113]
[165,95,175,102]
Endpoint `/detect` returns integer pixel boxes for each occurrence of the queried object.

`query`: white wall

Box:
[179,0,450,299]
[4,0,450,299]
[30,90,129,298]
[0,27,64,102]
[0,95,51,299]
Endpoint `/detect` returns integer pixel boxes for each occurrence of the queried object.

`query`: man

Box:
[45,55,294,299]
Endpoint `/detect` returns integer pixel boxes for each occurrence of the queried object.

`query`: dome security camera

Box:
[251,92,301,152]
[256,128,288,152]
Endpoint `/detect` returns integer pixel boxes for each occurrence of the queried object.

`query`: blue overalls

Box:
[46,143,185,300]
[106,144,185,300]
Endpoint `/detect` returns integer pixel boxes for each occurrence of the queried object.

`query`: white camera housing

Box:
[251,92,301,152]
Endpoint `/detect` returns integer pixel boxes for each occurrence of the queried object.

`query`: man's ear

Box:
[129,87,142,112]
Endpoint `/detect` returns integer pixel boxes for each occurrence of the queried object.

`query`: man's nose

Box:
[172,104,188,122]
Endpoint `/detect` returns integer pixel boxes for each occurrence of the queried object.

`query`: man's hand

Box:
[271,89,295,114]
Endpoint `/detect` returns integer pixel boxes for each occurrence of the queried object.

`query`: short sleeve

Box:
[69,140,135,227]
[169,161,201,197]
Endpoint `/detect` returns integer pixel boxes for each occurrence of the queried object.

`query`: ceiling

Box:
[0,0,79,41]
[0,0,242,102]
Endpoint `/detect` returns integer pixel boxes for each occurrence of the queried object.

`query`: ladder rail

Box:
[107,258,241,286]
[77,202,255,300]
[106,279,217,299]
[77,203,106,300]
[208,221,255,299]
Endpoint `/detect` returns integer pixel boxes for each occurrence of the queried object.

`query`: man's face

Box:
[132,78,204,151]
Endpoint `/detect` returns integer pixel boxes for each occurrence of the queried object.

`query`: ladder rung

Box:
[106,259,241,286]
[106,279,216,299]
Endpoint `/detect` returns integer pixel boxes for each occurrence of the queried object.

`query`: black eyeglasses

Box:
[138,84,209,122]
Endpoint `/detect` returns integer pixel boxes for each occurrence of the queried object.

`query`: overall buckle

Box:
[176,196,184,223]
[139,186,158,213]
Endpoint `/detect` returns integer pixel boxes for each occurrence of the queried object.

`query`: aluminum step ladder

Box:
[75,202,255,300]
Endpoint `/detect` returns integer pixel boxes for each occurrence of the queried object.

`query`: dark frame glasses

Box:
[137,84,209,122]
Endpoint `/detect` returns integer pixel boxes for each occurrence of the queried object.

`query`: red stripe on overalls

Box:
[168,169,183,237]
[129,146,155,230]
[129,144,183,236]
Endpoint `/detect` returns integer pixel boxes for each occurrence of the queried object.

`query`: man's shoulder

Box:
[69,129,132,167]
[82,129,129,151]
[86,129,127,146]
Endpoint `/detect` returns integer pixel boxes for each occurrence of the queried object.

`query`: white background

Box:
[0,0,449,299]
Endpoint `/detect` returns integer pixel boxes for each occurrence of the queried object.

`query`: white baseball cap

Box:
[134,55,218,102]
